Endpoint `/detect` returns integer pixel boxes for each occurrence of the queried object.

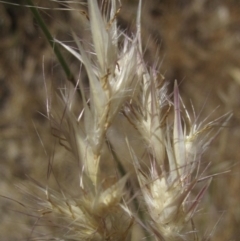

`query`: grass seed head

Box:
[11,0,231,240]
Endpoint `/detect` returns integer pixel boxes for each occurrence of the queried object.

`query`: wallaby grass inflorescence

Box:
[0,0,232,240]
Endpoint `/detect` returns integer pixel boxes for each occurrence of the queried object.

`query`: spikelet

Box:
[127,80,231,240]
[19,0,139,240]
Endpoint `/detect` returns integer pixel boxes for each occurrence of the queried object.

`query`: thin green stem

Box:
[25,0,77,89]
[107,140,152,241]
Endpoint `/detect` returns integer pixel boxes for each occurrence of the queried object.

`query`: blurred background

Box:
[0,0,239,240]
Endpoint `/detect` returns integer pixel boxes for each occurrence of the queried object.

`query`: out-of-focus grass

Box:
[0,0,239,240]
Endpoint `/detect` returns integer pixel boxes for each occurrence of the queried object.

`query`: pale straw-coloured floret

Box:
[22,0,139,240]
[57,0,142,187]
[20,174,132,240]
[128,80,231,240]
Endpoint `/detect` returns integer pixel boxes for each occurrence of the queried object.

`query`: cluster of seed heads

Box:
[13,1,231,240]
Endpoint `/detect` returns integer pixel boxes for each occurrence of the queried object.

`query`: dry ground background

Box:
[0,0,240,240]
